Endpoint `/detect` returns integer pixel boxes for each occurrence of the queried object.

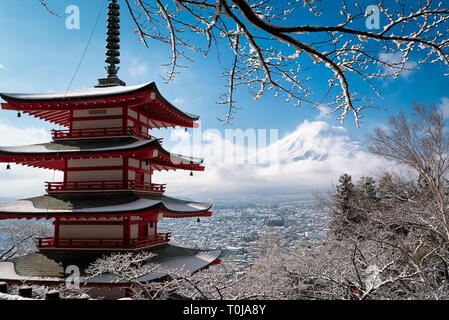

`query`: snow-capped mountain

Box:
[259,120,360,165]
[160,120,391,195]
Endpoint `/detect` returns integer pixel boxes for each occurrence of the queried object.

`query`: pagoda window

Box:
[72,118,123,130]
[128,109,138,119]
[141,160,151,171]
[73,107,123,118]
[139,114,147,124]
[148,222,156,236]
[128,158,140,169]
[130,224,138,239]
[88,109,107,115]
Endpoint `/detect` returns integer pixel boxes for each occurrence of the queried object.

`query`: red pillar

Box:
[123,216,130,246]
[138,222,148,238]
[123,156,129,188]
[54,218,60,247]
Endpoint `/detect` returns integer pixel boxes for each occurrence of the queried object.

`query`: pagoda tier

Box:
[0,137,204,172]
[0,193,212,251]
[0,82,199,129]
[0,192,212,219]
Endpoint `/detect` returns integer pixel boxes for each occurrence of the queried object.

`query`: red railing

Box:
[51,127,160,141]
[37,233,171,250]
[45,180,166,194]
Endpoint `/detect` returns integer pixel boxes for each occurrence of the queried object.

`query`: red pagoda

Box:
[0,0,219,299]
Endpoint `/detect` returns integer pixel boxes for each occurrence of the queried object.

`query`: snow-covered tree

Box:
[84,250,272,300]
[37,0,448,126]
[0,220,51,261]
[356,176,377,201]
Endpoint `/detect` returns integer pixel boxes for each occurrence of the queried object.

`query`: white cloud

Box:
[157,120,395,196]
[129,58,149,78]
[172,97,185,107]
[0,123,60,199]
[378,52,418,79]
[0,64,6,70]
[438,97,449,119]
[0,123,50,146]
[316,105,331,119]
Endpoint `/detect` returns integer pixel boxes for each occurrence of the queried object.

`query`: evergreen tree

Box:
[334,173,355,218]
[377,172,394,203]
[356,176,377,202]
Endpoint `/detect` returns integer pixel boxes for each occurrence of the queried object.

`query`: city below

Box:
[158,193,330,271]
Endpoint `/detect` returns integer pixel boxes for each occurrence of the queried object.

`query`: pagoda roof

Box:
[0,245,221,285]
[0,82,199,128]
[0,137,204,171]
[0,192,212,219]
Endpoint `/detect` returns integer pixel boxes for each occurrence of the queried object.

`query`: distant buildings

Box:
[158,196,329,270]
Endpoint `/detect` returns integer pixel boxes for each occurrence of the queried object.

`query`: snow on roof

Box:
[0,193,212,215]
[0,137,204,165]
[88,248,221,284]
[0,261,61,283]
[0,81,200,121]
[0,245,221,285]
[1,82,153,102]
[0,138,152,154]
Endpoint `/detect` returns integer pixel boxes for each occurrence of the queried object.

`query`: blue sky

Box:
[0,0,447,198]
[0,0,446,138]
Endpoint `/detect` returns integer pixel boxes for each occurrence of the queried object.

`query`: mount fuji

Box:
[162,120,391,196]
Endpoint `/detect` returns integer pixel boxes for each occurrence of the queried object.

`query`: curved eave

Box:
[0,194,213,220]
[0,82,154,103]
[0,245,221,285]
[0,138,205,170]
[150,138,204,170]
[1,82,199,124]
[148,82,199,121]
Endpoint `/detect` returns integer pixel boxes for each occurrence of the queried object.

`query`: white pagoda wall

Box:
[127,158,152,183]
[67,170,123,182]
[72,119,123,130]
[59,225,123,239]
[68,158,123,167]
[66,158,124,182]
[72,107,124,130]
[130,224,138,239]
[148,223,155,236]
[127,109,150,133]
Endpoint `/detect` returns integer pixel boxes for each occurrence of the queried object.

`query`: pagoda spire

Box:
[96,0,126,87]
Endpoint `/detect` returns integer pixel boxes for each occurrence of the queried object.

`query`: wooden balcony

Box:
[37,233,171,251]
[45,180,166,194]
[51,126,161,141]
